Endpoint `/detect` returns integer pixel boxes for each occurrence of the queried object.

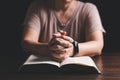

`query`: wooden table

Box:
[0,53,120,80]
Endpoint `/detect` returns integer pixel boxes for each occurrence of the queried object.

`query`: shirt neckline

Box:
[53,1,80,29]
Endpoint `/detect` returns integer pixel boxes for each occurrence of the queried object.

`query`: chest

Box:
[55,8,75,24]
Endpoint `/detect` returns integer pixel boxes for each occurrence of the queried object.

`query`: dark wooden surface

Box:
[0,53,120,80]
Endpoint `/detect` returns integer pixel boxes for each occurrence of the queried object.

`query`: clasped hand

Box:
[49,30,74,62]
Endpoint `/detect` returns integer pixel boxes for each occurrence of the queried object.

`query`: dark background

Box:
[0,0,120,72]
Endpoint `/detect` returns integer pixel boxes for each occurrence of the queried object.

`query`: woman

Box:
[21,0,105,62]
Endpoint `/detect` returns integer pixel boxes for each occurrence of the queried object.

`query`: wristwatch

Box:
[72,41,79,56]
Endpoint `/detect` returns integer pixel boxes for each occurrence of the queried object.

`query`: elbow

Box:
[96,42,104,56]
[93,48,103,56]
[96,49,102,56]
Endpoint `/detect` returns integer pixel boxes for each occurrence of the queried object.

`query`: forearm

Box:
[76,41,103,57]
[21,40,49,56]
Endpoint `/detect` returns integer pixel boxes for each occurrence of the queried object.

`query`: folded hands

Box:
[48,30,74,62]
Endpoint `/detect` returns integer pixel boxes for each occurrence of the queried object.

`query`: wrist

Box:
[72,41,79,57]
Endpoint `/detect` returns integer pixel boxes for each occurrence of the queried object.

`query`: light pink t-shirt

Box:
[23,0,105,43]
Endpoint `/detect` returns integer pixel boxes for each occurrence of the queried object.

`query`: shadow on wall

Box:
[0,0,32,72]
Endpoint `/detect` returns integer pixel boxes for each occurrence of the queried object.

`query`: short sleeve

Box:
[83,3,106,38]
[23,1,41,33]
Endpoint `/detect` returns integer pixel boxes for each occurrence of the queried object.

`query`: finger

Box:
[49,52,61,62]
[49,44,64,51]
[62,36,74,43]
[58,30,67,36]
[51,53,66,62]
[65,47,74,57]
[49,38,64,47]
[50,38,72,48]
[52,32,62,38]
[50,46,68,56]
[57,49,70,60]
[57,39,73,48]
[49,38,58,47]
[50,48,71,61]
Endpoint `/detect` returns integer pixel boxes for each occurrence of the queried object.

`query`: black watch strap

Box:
[72,41,79,56]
